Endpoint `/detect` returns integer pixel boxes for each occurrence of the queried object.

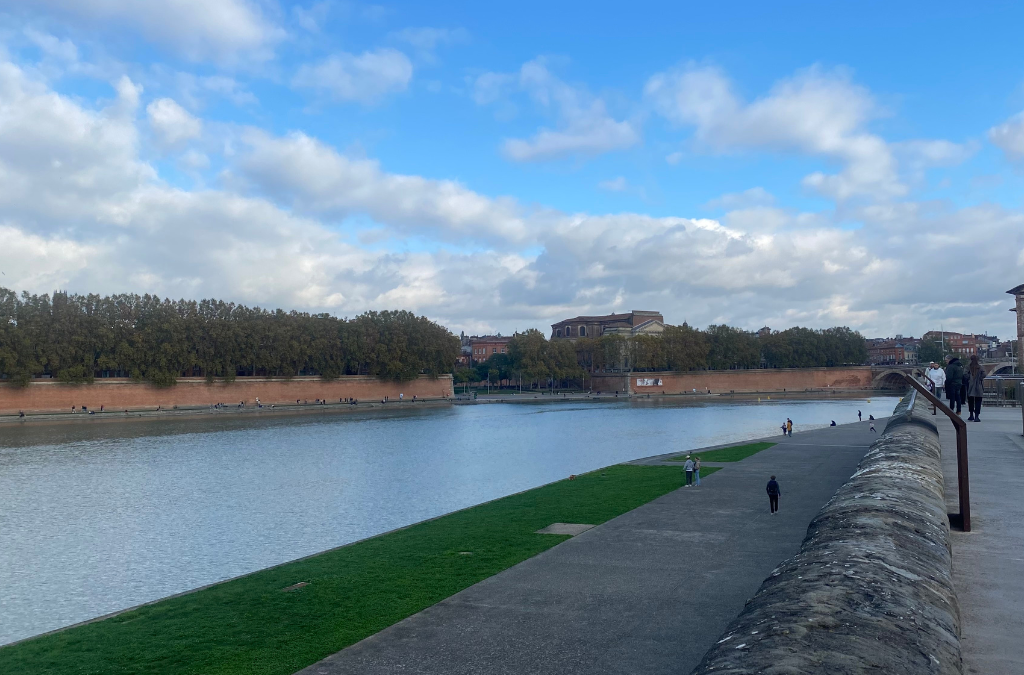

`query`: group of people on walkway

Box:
[682,455,702,487]
[926,354,986,421]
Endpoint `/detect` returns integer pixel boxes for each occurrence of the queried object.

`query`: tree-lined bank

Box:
[0,288,460,386]
[461,325,869,389]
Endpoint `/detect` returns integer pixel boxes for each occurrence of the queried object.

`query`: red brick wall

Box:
[591,367,875,394]
[0,375,453,414]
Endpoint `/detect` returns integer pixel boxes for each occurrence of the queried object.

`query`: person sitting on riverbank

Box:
[830,420,837,426]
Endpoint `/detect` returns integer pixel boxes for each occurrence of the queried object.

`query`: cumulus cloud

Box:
[989,112,1024,162]
[146,98,202,146]
[292,49,413,104]
[235,130,533,245]
[10,0,284,64]
[476,59,640,162]
[646,65,906,201]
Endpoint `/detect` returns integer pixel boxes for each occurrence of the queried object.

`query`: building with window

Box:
[866,337,919,365]
[550,310,665,341]
[921,331,999,358]
[468,335,513,364]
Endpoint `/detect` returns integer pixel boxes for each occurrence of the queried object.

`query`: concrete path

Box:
[934,406,1024,674]
[298,422,881,675]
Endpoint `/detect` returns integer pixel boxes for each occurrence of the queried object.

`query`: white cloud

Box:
[292,49,413,104]
[293,2,330,32]
[989,112,1024,162]
[646,65,904,201]
[598,177,628,192]
[665,151,684,165]
[11,0,284,64]
[389,27,467,62]
[236,130,533,244]
[705,187,776,210]
[146,98,202,146]
[478,59,640,162]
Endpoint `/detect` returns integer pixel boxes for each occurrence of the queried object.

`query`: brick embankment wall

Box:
[590,367,875,395]
[693,395,962,674]
[0,375,453,415]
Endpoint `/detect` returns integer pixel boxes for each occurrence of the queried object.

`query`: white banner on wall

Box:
[636,378,663,387]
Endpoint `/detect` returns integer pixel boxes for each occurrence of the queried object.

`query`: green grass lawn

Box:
[671,441,776,463]
[1,463,718,675]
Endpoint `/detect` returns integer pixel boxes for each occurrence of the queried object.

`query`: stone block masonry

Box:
[692,395,962,674]
[0,375,453,415]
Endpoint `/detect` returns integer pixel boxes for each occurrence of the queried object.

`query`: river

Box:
[0,395,898,645]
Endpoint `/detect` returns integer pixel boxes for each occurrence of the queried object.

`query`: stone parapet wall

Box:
[590,366,875,395]
[0,375,453,414]
[692,395,962,674]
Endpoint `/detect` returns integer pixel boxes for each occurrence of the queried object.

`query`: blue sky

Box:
[1,0,1023,338]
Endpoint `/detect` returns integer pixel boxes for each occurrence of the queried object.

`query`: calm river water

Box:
[0,396,898,644]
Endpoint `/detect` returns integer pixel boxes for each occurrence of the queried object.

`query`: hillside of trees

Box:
[0,288,460,386]
[461,324,868,388]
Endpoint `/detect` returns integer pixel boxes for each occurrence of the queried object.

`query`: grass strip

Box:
[671,441,776,463]
[1,463,718,675]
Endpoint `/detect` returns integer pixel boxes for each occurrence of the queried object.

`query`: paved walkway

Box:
[298,422,881,675]
[934,405,1024,674]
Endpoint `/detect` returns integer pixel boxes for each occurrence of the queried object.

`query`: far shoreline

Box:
[0,388,896,427]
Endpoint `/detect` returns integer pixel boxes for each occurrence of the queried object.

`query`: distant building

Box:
[866,338,919,365]
[468,335,513,364]
[921,331,999,358]
[550,310,665,341]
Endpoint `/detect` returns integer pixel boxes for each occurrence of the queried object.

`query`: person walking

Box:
[693,456,702,486]
[683,455,694,487]
[967,354,986,422]
[944,355,964,415]
[766,475,781,514]
[869,419,876,432]
[858,410,862,422]
[786,418,793,437]
[780,421,787,435]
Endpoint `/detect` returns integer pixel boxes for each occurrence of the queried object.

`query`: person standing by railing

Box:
[927,362,945,394]
[967,355,986,422]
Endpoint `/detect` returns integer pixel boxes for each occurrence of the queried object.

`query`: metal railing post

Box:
[903,373,971,532]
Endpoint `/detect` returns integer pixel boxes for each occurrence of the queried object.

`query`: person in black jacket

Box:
[944,356,964,415]
[766,476,781,514]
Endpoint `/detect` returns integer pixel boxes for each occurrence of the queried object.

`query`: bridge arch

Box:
[872,369,911,391]
[990,365,1015,376]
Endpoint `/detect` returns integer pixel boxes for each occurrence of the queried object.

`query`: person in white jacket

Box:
[927,362,946,393]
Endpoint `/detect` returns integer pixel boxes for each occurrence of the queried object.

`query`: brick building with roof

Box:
[550,310,665,341]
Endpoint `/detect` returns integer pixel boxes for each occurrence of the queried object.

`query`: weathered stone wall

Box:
[0,375,453,414]
[692,395,962,674]
[589,367,875,395]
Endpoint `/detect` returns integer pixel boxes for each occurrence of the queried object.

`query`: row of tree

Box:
[460,325,868,388]
[0,288,460,386]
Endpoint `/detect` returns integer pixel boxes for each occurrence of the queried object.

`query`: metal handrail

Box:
[902,373,970,532]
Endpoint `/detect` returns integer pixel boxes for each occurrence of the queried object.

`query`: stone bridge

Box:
[870,360,1016,390]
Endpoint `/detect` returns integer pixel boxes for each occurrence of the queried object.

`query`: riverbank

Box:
[0,387,894,426]
[0,463,715,674]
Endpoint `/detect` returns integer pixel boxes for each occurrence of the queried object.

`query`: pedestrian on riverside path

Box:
[766,476,781,514]
[927,362,945,394]
[683,455,694,487]
[869,419,876,432]
[858,410,862,422]
[693,456,702,486]
[781,421,787,435]
[786,418,793,436]
[967,355,986,422]
[944,355,964,415]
